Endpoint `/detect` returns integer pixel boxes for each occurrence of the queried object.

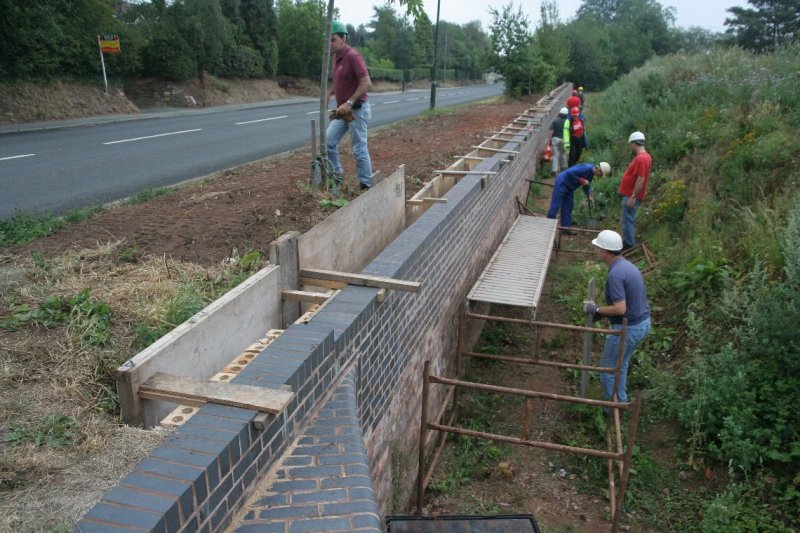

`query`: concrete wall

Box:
[75,84,572,533]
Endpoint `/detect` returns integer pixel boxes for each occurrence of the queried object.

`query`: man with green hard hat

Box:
[326,20,373,192]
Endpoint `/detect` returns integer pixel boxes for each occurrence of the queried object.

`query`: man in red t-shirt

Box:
[326,20,373,192]
[618,131,652,249]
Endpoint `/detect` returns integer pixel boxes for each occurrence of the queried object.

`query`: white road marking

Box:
[406,98,421,101]
[104,129,202,145]
[235,115,288,125]
[384,100,401,104]
[306,110,323,115]
[0,153,35,161]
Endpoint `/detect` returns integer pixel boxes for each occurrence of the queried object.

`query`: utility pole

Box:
[429,0,441,110]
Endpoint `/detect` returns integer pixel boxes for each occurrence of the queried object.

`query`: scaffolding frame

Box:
[416,201,645,530]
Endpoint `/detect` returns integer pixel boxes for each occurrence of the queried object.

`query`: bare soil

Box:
[9,99,521,266]
[1,92,543,531]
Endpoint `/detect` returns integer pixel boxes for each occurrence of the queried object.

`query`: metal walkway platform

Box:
[467,215,557,310]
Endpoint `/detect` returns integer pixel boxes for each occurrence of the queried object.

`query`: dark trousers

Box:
[568,137,583,166]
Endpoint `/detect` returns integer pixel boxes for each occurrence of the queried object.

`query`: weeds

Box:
[124,187,170,205]
[4,414,81,448]
[0,288,112,346]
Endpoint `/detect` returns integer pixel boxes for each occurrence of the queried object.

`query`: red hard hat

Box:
[570,106,580,116]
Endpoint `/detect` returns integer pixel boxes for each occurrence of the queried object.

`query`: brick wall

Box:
[74,84,571,533]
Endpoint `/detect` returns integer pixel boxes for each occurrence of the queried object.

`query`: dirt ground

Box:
[1,92,552,531]
[9,98,524,266]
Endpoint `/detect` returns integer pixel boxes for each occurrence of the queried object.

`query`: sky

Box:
[342,0,749,34]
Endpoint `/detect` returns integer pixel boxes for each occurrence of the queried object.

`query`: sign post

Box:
[97,35,121,95]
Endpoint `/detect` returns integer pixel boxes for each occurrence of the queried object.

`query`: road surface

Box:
[0,84,504,219]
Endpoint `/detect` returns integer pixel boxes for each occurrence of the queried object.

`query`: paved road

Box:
[0,84,504,219]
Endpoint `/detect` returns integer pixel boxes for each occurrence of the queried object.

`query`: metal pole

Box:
[581,278,596,397]
[429,0,441,110]
[319,0,335,156]
[416,361,431,514]
[612,390,643,533]
[97,36,108,95]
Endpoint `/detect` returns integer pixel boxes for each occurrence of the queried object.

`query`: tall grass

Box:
[584,45,800,530]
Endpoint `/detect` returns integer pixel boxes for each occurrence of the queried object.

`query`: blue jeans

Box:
[326,102,373,187]
[620,196,641,249]
[600,318,651,403]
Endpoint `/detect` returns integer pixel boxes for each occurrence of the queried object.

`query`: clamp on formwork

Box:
[415,209,644,533]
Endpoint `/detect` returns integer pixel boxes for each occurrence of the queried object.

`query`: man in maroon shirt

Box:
[326,20,373,192]
[619,131,652,249]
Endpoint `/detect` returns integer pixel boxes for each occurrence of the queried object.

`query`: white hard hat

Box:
[598,162,611,176]
[592,230,623,251]
[628,131,646,144]
[559,107,568,116]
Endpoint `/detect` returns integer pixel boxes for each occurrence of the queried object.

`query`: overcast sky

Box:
[343,0,748,33]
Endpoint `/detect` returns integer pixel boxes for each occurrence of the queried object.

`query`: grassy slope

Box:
[581,45,800,530]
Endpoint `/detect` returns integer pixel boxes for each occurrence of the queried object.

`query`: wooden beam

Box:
[453,155,486,160]
[377,288,389,303]
[300,268,421,293]
[406,197,448,206]
[433,170,497,175]
[501,125,527,131]
[471,146,520,154]
[301,278,347,290]
[140,373,294,414]
[281,289,333,304]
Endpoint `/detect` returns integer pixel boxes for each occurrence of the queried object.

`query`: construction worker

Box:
[577,86,585,108]
[566,89,581,111]
[547,162,610,235]
[548,107,569,176]
[564,107,587,167]
[583,229,651,405]
[326,20,373,192]
[619,131,652,249]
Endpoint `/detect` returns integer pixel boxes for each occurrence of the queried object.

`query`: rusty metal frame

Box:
[417,360,643,533]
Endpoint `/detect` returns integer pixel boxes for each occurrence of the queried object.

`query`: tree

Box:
[534,0,570,82]
[276,0,325,77]
[413,11,434,65]
[725,0,800,51]
[488,3,547,96]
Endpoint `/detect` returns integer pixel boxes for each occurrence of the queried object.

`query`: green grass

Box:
[4,414,80,448]
[0,204,105,249]
[123,187,171,205]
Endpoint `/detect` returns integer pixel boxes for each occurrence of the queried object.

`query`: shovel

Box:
[587,198,597,229]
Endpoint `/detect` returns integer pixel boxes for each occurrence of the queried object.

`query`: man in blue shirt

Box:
[547,162,610,235]
[583,230,651,403]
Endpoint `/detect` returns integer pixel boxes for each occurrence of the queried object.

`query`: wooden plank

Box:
[422,197,447,203]
[470,146,520,154]
[300,277,347,290]
[376,288,389,303]
[433,170,497,175]
[140,373,293,414]
[281,289,333,304]
[300,268,421,293]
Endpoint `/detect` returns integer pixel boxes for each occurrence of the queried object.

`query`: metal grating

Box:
[467,215,557,309]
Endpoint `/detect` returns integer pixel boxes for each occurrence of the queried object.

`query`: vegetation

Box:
[579,44,800,530]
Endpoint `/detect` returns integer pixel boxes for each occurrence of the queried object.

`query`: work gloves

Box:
[583,300,600,317]
[329,108,355,123]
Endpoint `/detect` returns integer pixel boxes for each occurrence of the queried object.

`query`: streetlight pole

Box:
[429,0,441,110]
